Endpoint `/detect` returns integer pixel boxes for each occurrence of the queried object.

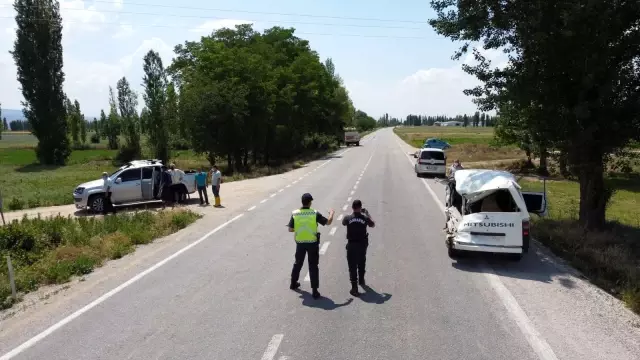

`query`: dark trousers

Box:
[102,192,116,215]
[291,241,320,289]
[197,186,209,204]
[346,240,368,283]
[212,185,220,197]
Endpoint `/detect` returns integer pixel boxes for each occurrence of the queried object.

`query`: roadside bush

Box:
[0,209,200,309]
[115,144,141,164]
[90,133,100,144]
[533,218,640,313]
[7,197,24,211]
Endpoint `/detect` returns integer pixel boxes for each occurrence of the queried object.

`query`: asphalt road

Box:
[1,128,639,360]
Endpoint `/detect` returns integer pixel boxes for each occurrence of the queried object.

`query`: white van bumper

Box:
[452,241,523,254]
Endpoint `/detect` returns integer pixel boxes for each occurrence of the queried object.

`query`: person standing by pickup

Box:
[210,165,222,208]
[101,172,116,215]
[169,164,186,204]
[194,167,209,205]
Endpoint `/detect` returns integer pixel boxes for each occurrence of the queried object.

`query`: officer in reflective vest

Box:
[288,193,334,299]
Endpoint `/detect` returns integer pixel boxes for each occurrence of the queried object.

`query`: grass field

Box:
[396,125,640,313]
[0,209,200,309]
[0,131,329,211]
[393,126,525,163]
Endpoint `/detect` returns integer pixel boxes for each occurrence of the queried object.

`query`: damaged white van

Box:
[444,169,547,261]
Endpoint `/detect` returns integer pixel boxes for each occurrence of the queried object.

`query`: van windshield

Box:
[420,151,445,160]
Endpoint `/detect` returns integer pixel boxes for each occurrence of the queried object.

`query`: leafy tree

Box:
[12,0,70,164]
[105,87,120,149]
[116,76,141,158]
[0,103,2,139]
[3,117,8,131]
[142,50,169,163]
[429,0,640,230]
[165,82,187,149]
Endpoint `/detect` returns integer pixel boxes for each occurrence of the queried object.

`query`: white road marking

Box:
[355,180,359,185]
[337,214,343,221]
[286,184,291,188]
[261,334,284,360]
[304,272,310,282]
[298,177,303,180]
[278,357,290,360]
[278,189,284,193]
[350,190,355,195]
[347,197,352,202]
[353,185,358,189]
[342,204,348,211]
[248,206,257,211]
[0,214,245,360]
[270,193,277,198]
[260,199,268,204]
[292,181,298,184]
[394,136,559,360]
[320,241,331,254]
[329,227,337,236]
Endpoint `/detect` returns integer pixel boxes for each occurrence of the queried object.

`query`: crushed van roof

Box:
[454,169,521,196]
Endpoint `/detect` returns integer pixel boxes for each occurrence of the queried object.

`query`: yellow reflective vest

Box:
[292,208,318,243]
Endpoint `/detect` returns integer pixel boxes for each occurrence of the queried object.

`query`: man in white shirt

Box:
[169,164,186,204]
[210,165,222,207]
[101,172,116,215]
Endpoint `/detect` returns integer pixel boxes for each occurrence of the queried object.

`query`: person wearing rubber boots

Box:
[210,165,222,207]
[288,193,334,299]
[341,199,375,297]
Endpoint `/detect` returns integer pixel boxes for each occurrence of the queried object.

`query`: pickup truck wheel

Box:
[448,247,462,259]
[89,194,105,213]
[356,142,360,146]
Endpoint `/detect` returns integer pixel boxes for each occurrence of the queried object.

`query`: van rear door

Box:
[521,192,548,217]
[456,212,524,250]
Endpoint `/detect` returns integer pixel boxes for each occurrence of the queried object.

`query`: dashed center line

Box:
[304,272,310,282]
[337,214,344,221]
[261,334,284,360]
[278,189,284,193]
[286,184,291,188]
[260,199,267,204]
[353,185,358,189]
[320,241,331,254]
[350,190,355,195]
[342,204,348,211]
[329,227,337,236]
[270,193,276,198]
[248,206,256,211]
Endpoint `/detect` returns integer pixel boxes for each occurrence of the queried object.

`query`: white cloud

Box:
[190,19,254,34]
[114,0,123,9]
[345,47,509,118]
[59,0,107,34]
[112,24,134,39]
[119,37,174,69]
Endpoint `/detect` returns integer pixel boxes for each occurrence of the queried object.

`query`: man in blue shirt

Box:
[194,167,209,205]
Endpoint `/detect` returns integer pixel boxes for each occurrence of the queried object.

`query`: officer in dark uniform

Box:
[288,193,335,299]
[341,199,375,297]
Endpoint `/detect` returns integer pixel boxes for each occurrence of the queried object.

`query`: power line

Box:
[0,16,430,39]
[0,5,428,30]
[85,0,431,24]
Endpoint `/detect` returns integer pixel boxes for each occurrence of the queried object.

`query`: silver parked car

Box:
[73,159,197,212]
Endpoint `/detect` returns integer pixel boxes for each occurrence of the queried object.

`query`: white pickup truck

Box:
[73,159,198,212]
[444,169,547,261]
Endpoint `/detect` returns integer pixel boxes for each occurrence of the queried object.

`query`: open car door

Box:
[521,192,548,217]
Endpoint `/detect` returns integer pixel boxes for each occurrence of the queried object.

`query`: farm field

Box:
[395,125,640,312]
[0,131,323,211]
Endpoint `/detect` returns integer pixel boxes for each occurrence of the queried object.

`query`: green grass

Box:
[519,176,640,313]
[0,209,200,309]
[0,133,339,211]
[393,126,524,162]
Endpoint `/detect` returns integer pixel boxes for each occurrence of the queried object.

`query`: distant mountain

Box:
[1,108,25,121]
[1,108,100,122]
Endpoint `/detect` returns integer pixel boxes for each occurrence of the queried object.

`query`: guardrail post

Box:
[6,255,16,299]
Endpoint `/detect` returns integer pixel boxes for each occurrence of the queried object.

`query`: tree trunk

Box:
[577,158,609,230]
[234,151,242,173]
[227,154,232,173]
[538,146,549,176]
[559,152,569,178]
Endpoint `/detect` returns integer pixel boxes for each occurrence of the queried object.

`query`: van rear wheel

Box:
[507,253,523,261]
[448,247,462,259]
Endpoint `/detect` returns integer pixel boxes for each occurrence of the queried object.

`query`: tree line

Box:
[429,0,640,230]
[391,112,497,127]
[9,1,361,173]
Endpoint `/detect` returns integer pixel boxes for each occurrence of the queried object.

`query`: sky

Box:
[0,0,508,119]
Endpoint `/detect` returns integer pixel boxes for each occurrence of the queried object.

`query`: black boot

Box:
[290,282,300,290]
[350,282,360,297]
[312,288,321,299]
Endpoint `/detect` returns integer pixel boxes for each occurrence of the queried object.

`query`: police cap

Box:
[301,193,314,202]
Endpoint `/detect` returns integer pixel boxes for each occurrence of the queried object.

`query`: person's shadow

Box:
[359,285,392,304]
[296,290,353,310]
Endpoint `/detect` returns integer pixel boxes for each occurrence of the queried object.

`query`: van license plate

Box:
[423,165,436,170]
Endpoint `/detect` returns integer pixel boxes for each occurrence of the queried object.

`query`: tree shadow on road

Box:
[359,285,392,304]
[450,250,578,289]
[295,289,353,310]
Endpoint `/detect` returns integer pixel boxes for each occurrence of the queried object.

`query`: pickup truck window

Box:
[119,169,141,182]
[142,167,154,179]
